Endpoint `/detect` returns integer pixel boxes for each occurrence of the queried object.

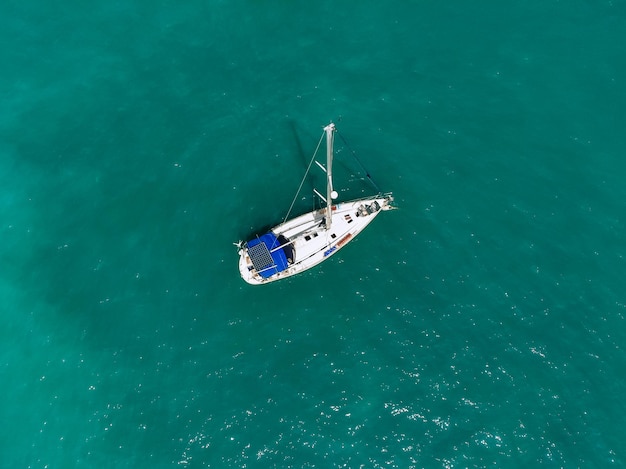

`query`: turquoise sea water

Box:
[2,1,625,467]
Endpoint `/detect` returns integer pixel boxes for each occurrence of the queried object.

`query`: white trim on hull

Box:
[238,194,394,285]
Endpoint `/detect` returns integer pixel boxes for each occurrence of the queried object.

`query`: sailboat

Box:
[237,122,394,285]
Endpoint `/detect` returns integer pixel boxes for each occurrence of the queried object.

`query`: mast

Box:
[324,123,336,230]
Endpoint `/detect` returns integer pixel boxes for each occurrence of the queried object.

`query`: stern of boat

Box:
[237,242,263,285]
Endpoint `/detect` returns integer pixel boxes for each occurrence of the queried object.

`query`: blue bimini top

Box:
[246,233,289,278]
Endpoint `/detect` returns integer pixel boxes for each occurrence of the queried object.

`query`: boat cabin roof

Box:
[247,233,290,278]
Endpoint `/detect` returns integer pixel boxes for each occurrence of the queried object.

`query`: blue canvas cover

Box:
[246,233,289,278]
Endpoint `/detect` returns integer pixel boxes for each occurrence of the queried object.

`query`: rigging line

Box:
[283,130,326,224]
[336,131,381,194]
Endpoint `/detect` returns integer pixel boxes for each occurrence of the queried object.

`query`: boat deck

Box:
[238,195,393,284]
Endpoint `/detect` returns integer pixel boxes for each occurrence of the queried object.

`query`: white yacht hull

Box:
[238,194,394,285]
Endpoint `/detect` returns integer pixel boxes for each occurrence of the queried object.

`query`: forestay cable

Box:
[336,130,381,194]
